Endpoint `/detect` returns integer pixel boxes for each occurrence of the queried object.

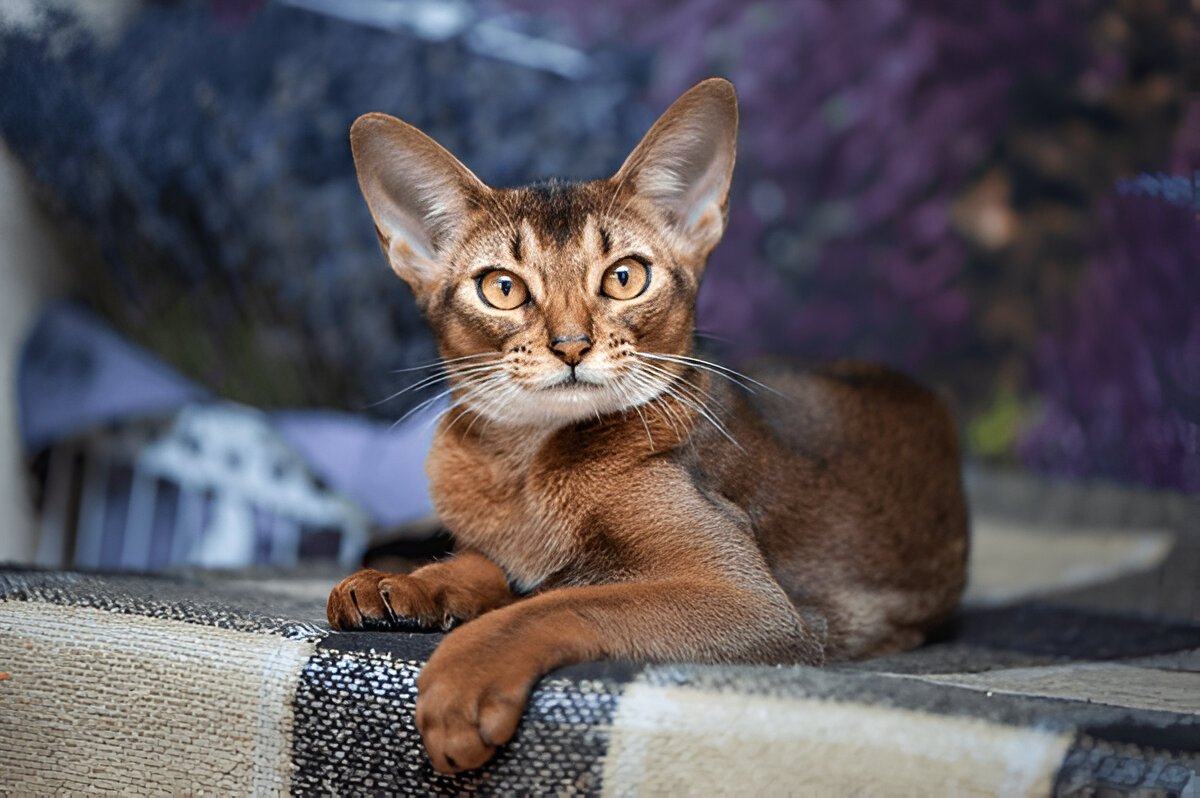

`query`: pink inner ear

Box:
[688,205,725,243]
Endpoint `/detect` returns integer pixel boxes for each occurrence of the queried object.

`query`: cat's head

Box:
[351,78,737,427]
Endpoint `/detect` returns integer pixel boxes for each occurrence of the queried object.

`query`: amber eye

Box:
[477,269,529,310]
[600,258,650,300]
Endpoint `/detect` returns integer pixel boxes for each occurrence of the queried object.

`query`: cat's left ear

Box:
[611,77,738,262]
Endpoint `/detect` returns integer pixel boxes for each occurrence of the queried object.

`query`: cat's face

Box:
[351,79,737,427]
[399,181,705,426]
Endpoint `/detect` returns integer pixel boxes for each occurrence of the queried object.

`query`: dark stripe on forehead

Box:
[511,229,523,262]
[523,180,591,248]
[599,226,612,257]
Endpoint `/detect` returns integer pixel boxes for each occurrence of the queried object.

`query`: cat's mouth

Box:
[478,370,643,426]
[543,374,605,392]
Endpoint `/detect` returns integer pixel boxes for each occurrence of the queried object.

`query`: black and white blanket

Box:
[2,474,1197,795]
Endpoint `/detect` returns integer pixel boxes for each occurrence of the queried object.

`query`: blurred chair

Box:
[36,402,370,571]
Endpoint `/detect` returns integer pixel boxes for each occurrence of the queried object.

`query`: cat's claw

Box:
[327,568,467,631]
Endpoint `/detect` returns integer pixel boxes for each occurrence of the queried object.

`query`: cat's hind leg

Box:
[813,583,956,661]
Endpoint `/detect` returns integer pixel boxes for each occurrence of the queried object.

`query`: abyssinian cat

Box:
[328,78,969,774]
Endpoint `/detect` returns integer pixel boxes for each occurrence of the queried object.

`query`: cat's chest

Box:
[426,429,592,590]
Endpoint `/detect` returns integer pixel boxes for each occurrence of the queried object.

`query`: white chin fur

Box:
[466,377,664,428]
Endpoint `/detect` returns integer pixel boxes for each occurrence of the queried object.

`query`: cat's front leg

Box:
[415,577,822,773]
[326,549,514,631]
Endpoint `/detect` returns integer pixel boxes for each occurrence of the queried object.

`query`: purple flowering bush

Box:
[510,0,1176,365]
[2,0,1195,491]
[514,0,1197,491]
[1019,177,1200,493]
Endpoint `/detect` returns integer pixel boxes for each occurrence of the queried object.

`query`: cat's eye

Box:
[477,269,529,310]
[600,258,650,300]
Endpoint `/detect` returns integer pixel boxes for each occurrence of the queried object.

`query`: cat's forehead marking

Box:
[512,218,553,274]
[514,180,599,250]
[581,216,604,257]
[509,225,523,262]
[597,225,613,257]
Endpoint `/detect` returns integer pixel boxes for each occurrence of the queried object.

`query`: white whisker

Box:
[623,365,699,441]
[369,360,504,408]
[430,374,513,435]
[634,359,725,411]
[627,361,743,452]
[637,351,782,397]
[611,377,655,448]
[622,370,684,439]
[389,352,497,374]
[390,369,505,431]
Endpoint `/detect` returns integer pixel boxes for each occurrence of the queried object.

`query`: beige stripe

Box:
[903,664,1200,715]
[601,682,1071,797]
[965,518,1172,606]
[0,601,314,795]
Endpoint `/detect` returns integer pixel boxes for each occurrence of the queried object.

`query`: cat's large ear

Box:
[612,78,738,261]
[350,113,490,294]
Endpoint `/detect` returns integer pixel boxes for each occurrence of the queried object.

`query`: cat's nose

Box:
[550,335,592,366]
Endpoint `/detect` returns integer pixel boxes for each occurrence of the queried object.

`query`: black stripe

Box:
[293,642,630,794]
[511,229,523,262]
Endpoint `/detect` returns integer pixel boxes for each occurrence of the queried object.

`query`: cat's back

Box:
[695,357,965,527]
[747,359,959,459]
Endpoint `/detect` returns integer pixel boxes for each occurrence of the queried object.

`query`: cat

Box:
[327,78,969,774]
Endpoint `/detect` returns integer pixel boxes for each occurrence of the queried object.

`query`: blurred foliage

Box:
[968,392,1027,459]
[1020,194,1200,492]
[0,0,658,412]
[0,0,1196,492]
[514,0,1200,489]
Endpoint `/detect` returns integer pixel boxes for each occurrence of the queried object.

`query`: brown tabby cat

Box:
[327,78,969,774]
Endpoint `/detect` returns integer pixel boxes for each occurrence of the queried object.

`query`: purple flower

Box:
[1019,194,1200,492]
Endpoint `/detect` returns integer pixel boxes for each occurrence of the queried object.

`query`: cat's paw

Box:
[326,568,474,631]
[415,627,534,774]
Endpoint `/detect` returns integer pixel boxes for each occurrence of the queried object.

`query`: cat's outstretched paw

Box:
[415,627,533,774]
[326,568,482,631]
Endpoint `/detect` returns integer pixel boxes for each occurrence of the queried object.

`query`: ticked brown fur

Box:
[328,78,969,774]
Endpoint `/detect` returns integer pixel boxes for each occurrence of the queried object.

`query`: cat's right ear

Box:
[350,113,489,294]
[611,78,738,263]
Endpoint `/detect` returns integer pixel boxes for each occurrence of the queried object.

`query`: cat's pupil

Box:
[617,268,629,286]
[499,278,511,296]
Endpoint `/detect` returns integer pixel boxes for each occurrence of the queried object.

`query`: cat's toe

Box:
[327,570,453,631]
[415,627,533,773]
[326,569,406,630]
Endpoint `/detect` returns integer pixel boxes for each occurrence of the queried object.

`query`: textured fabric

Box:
[0,567,326,639]
[1,475,1198,795]
[292,647,623,795]
[602,682,1072,796]
[0,601,313,794]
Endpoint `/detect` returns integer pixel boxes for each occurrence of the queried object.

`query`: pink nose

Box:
[550,335,592,366]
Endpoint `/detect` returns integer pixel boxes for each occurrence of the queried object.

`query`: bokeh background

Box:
[0,0,1196,566]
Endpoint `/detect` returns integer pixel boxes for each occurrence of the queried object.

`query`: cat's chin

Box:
[466,380,658,429]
